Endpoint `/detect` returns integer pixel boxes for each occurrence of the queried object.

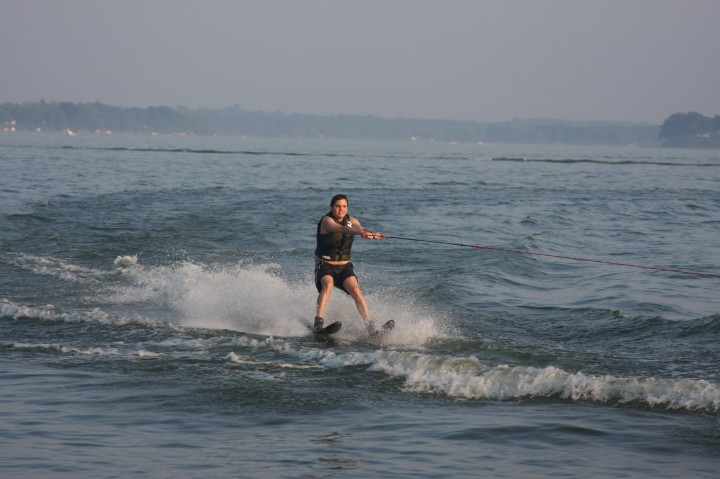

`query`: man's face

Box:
[331,199,348,220]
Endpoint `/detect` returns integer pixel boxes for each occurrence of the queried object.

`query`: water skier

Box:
[313,194,384,334]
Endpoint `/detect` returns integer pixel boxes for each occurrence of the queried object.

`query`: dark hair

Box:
[330,194,348,207]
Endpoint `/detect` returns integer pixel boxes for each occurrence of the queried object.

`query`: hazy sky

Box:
[2,0,719,124]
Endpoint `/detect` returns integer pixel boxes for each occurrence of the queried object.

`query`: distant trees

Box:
[659,112,720,148]
[7,101,719,148]
[0,101,203,134]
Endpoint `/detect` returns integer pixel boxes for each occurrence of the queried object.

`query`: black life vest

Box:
[315,213,354,261]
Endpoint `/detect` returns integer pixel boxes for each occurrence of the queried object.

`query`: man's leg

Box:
[316,275,334,321]
[343,276,372,325]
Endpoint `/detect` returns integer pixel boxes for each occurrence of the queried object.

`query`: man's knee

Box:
[319,275,334,292]
[343,277,362,296]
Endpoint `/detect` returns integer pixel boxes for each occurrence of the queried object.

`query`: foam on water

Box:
[3,252,110,284]
[108,255,445,345]
[4,340,165,359]
[208,333,720,413]
[4,251,718,413]
[0,299,111,324]
[367,350,720,412]
[217,335,720,412]
[6,252,443,344]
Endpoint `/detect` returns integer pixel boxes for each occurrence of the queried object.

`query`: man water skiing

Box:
[313,194,386,335]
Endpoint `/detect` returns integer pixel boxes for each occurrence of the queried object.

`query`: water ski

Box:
[311,321,342,336]
[368,320,395,339]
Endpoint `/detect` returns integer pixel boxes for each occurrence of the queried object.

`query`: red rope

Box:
[384,236,720,279]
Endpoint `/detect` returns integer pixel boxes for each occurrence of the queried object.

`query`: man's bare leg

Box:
[315,275,334,323]
[343,276,372,326]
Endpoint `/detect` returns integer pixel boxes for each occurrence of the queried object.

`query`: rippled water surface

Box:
[2,133,719,478]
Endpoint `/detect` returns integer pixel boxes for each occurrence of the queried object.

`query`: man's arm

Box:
[320,216,382,238]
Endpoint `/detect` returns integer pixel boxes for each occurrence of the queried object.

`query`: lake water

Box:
[2,132,719,478]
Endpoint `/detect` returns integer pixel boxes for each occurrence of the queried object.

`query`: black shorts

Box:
[314,261,357,294]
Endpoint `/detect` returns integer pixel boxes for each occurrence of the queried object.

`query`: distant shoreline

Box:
[0,101,716,148]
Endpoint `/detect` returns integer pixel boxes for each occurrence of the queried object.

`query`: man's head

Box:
[330,194,348,207]
[330,194,349,220]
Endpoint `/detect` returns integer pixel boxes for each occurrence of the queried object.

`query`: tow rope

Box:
[376,235,720,279]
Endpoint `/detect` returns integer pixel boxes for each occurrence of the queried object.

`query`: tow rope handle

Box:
[362,233,385,240]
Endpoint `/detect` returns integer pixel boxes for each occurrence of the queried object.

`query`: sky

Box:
[2,0,719,124]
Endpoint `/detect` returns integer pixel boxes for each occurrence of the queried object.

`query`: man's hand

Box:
[361,232,385,240]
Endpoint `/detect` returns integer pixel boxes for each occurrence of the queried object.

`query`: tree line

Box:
[658,112,720,148]
[0,101,204,135]
[1,100,716,148]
